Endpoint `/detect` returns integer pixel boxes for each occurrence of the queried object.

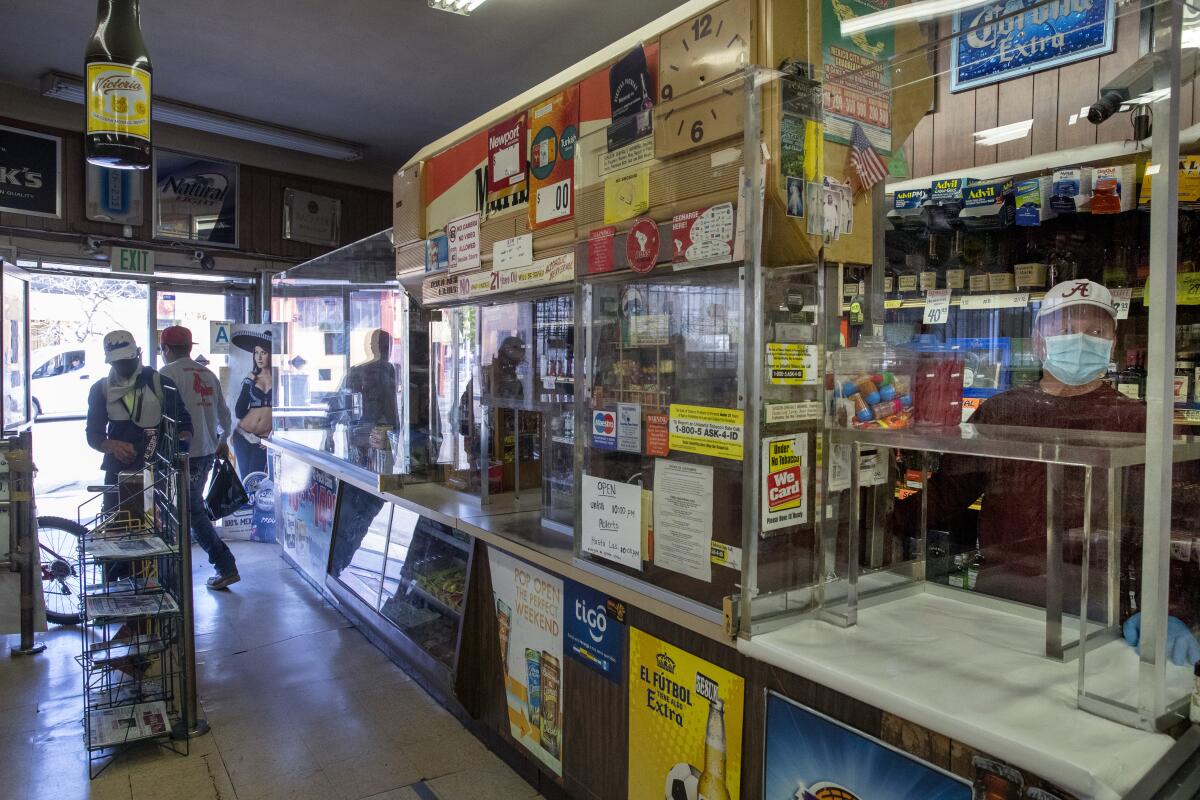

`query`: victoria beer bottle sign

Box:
[86,0,152,169]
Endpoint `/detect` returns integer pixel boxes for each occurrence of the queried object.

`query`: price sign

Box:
[1111,287,1132,320]
[884,299,903,309]
[923,289,951,325]
[958,292,1029,311]
[535,178,573,225]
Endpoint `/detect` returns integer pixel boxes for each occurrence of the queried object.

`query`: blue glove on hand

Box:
[1122,613,1200,666]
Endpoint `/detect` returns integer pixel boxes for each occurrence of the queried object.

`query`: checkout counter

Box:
[262,3,1200,797]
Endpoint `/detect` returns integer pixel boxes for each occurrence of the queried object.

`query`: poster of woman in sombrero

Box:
[229,324,273,477]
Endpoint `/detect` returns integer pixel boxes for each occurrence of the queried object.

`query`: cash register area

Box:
[0,539,540,800]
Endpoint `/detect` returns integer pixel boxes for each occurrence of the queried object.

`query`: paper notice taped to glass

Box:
[652,459,714,582]
[582,474,642,569]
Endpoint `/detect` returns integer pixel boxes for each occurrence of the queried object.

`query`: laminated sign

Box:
[762,434,808,532]
[528,87,580,230]
[628,628,744,800]
[668,404,744,461]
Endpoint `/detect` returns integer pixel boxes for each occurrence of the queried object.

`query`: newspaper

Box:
[89,701,170,747]
[88,537,173,560]
[86,593,179,619]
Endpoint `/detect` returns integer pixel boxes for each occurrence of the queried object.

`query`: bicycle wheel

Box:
[37,516,91,625]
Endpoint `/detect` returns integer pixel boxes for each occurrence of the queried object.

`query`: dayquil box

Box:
[1091,164,1136,214]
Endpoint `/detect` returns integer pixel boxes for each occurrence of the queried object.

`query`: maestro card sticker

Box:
[592,408,618,451]
[528,86,580,230]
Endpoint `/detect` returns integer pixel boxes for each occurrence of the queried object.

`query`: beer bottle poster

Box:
[527,85,579,230]
[628,627,744,800]
[487,547,565,776]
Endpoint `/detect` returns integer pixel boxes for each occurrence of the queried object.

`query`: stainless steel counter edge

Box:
[265,438,732,646]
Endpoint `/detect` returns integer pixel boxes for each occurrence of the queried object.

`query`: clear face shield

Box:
[1034,305,1117,386]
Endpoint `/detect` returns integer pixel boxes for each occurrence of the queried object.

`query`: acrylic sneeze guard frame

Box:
[732,0,1200,734]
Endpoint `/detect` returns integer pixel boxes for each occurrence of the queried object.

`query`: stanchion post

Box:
[171,453,208,738]
[11,429,44,657]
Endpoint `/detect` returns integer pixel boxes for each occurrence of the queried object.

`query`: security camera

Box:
[1089,48,1200,125]
[191,250,215,270]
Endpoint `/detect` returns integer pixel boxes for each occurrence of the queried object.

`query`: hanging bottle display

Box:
[86,0,152,169]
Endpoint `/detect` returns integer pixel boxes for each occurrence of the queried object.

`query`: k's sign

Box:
[0,125,61,218]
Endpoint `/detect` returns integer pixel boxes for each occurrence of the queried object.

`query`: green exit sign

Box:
[111,246,154,275]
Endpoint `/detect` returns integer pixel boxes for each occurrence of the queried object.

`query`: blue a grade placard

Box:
[952,0,1115,92]
[564,581,625,682]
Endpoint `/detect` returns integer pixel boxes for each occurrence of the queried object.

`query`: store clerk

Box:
[904,279,1200,666]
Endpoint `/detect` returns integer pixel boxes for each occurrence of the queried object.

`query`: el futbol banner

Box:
[628,627,744,800]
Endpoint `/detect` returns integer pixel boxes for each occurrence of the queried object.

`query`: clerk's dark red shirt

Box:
[922,383,1146,608]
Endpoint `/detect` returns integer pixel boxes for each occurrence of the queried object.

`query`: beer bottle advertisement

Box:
[628,627,745,800]
[86,0,152,169]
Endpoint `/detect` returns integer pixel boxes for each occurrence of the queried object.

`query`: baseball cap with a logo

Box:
[1036,280,1116,321]
[103,330,139,363]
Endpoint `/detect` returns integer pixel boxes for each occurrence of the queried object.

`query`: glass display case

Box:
[329,483,471,670]
[271,231,426,480]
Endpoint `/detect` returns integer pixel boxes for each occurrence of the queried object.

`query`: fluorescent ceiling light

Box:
[40,72,364,161]
[428,0,489,15]
[841,0,993,37]
[973,118,1033,146]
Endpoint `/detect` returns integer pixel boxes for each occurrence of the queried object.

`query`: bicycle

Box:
[37,515,97,625]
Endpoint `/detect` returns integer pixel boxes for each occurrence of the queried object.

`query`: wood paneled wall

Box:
[902,14,1194,181]
[0,115,390,264]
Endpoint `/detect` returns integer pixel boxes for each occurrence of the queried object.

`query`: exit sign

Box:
[111,246,154,275]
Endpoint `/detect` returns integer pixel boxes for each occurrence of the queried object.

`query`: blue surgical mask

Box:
[1041,333,1112,386]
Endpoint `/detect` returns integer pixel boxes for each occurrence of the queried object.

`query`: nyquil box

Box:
[1050,167,1093,213]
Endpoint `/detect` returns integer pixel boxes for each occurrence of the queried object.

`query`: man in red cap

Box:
[159,325,240,589]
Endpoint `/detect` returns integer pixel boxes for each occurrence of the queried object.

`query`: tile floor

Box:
[0,540,541,800]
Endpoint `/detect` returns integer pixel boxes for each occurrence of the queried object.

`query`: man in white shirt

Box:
[159,325,240,589]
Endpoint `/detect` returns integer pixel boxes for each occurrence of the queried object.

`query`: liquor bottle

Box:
[898,253,921,298]
[1118,350,1145,400]
[919,237,939,293]
[697,699,732,800]
[86,0,152,169]
[943,231,966,291]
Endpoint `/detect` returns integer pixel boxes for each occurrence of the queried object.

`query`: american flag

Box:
[846,122,889,194]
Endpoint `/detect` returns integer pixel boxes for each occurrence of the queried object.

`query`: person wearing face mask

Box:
[86,329,193,518]
[896,280,1200,666]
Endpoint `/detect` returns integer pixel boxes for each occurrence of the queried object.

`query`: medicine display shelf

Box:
[840,285,1146,313]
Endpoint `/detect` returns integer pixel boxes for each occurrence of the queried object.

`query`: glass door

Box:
[150,283,252,375]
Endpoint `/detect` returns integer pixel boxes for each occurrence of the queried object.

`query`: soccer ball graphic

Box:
[665,762,700,800]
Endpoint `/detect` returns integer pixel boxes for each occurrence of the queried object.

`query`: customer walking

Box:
[158,325,241,589]
[87,330,193,582]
